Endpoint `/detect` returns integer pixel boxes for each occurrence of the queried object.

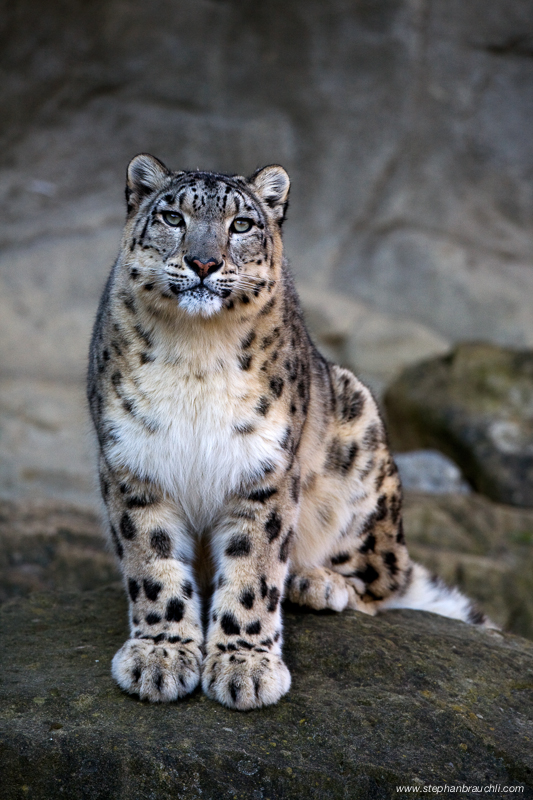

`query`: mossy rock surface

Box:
[1,585,533,799]
[385,343,533,507]
[403,491,533,639]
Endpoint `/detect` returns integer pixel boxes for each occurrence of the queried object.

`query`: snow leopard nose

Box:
[184,255,223,280]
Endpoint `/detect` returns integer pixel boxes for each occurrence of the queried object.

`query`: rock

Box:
[0,232,119,382]
[0,499,117,603]
[384,343,533,506]
[2,0,533,393]
[298,285,450,397]
[395,450,471,495]
[0,379,97,507]
[1,585,532,799]
[331,3,533,349]
[403,490,533,639]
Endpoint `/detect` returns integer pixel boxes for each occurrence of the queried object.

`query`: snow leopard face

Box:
[123,154,290,318]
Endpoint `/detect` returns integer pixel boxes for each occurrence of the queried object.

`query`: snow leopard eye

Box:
[162,211,185,228]
[231,217,253,234]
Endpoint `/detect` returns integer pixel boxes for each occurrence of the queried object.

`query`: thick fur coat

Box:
[87,155,490,710]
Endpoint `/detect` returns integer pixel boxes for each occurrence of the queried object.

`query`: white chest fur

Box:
[107,355,286,531]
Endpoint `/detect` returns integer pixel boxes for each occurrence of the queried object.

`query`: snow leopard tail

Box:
[380,561,497,629]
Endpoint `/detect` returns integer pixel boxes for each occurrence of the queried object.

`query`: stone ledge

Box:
[1,586,532,799]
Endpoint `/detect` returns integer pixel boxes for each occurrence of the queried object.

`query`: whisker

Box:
[236,281,262,289]
[235,277,276,289]
[237,274,275,284]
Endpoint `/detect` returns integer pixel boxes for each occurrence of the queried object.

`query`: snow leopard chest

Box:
[106,359,286,530]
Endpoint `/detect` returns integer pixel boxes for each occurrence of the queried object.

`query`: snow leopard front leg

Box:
[100,461,204,702]
[202,477,298,710]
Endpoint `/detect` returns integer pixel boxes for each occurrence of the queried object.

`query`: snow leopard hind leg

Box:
[286,363,494,629]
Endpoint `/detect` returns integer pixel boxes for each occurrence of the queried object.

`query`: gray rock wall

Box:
[1,0,533,385]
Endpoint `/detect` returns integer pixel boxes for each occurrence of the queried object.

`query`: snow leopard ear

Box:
[126,154,171,214]
[249,165,290,224]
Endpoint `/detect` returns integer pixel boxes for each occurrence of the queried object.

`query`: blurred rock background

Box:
[1,0,532,636]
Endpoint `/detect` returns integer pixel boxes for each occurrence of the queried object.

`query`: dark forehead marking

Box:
[171,172,265,212]
[177,177,266,226]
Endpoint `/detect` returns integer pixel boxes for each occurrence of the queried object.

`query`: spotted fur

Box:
[88,154,493,710]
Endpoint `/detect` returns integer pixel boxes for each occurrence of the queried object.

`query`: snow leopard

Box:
[87,154,492,710]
